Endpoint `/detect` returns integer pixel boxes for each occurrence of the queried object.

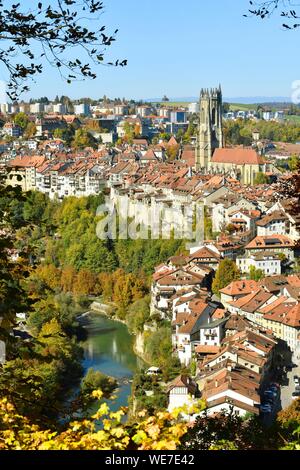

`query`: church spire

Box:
[196,85,223,171]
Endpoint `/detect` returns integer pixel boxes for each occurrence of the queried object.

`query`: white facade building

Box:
[30,102,44,114]
[188,102,200,114]
[74,103,90,116]
[237,253,281,276]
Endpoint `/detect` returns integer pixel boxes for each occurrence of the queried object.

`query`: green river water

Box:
[81,313,144,411]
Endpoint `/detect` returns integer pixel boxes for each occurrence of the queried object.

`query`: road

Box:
[280,361,300,410]
[260,347,300,425]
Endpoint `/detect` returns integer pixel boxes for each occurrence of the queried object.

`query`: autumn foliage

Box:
[0,394,188,450]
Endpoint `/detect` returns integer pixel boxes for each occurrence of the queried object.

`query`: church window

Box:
[212,107,216,125]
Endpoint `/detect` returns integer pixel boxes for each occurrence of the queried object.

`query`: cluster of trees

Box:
[1,186,187,322]
[54,126,99,149]
[0,186,137,427]
[143,325,181,381]
[71,128,98,150]
[53,126,76,146]
[180,402,300,450]
[224,119,300,146]
[13,112,37,139]
[0,318,83,424]
[98,269,148,319]
[122,121,141,143]
[131,372,168,415]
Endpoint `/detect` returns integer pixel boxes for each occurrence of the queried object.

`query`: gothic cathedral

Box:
[195,86,223,170]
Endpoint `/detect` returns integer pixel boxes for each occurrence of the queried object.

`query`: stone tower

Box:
[196,86,223,170]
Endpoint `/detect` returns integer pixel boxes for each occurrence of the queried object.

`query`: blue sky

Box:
[1,0,299,100]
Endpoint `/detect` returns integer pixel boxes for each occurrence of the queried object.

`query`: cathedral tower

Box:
[196,85,223,170]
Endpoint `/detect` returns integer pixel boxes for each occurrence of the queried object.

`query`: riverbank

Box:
[81,313,143,410]
[89,300,126,325]
[89,300,152,366]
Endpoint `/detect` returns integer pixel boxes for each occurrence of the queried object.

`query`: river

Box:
[81,313,144,411]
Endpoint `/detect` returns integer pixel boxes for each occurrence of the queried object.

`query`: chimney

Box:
[215,380,218,388]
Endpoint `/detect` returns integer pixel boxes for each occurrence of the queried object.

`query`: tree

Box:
[254,172,268,185]
[127,296,150,334]
[225,223,236,235]
[72,128,97,149]
[60,266,77,293]
[249,265,264,281]
[0,1,127,100]
[13,112,29,130]
[23,122,37,139]
[277,398,300,440]
[222,102,230,114]
[53,126,75,145]
[73,269,97,296]
[0,185,29,332]
[123,121,137,143]
[245,1,300,31]
[1,393,300,450]
[288,155,300,171]
[34,264,61,291]
[81,368,117,399]
[278,252,287,262]
[204,206,213,239]
[180,408,276,450]
[166,144,180,161]
[143,326,180,381]
[212,259,240,297]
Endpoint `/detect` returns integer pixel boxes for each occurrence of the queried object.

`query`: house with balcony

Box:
[172,299,227,365]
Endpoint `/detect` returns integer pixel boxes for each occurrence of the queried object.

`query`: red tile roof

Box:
[8,155,46,168]
[245,235,294,249]
[195,345,219,354]
[220,280,258,297]
[212,148,263,165]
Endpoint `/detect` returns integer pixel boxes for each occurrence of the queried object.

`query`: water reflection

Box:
[81,314,141,410]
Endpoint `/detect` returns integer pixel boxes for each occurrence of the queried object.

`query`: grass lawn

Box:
[229,103,257,111]
[285,115,300,123]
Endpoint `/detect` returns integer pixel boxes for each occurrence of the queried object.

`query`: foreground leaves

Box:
[0,395,188,450]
